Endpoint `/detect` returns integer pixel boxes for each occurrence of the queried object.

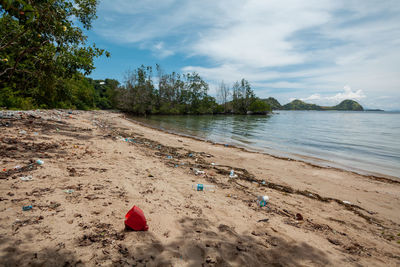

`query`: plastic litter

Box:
[261,180,266,185]
[19,130,27,134]
[194,169,205,176]
[125,206,148,231]
[229,170,238,178]
[167,155,173,159]
[343,200,351,205]
[36,159,44,165]
[192,184,215,192]
[211,163,216,166]
[63,189,75,194]
[188,153,194,157]
[20,175,33,181]
[257,195,269,207]
[22,205,32,211]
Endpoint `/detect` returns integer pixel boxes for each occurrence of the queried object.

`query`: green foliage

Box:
[92,78,120,109]
[0,0,108,109]
[282,100,323,110]
[116,65,220,115]
[330,100,364,111]
[262,97,281,110]
[232,79,256,114]
[249,99,271,114]
[281,99,363,111]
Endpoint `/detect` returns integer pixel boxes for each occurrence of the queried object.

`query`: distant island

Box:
[262,98,365,111]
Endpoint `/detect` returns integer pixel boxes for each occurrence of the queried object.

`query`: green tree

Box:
[249,99,271,114]
[232,79,255,114]
[122,65,156,115]
[0,0,108,108]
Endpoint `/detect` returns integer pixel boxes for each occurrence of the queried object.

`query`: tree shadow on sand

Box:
[116,217,331,266]
[0,236,82,267]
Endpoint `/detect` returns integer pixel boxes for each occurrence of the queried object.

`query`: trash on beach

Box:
[211,163,216,166]
[19,130,27,135]
[36,159,44,165]
[342,200,351,205]
[22,205,32,211]
[167,155,173,159]
[192,184,215,192]
[125,206,148,231]
[14,165,22,170]
[295,213,303,221]
[188,153,194,157]
[20,175,33,181]
[229,170,238,178]
[148,174,154,178]
[174,164,179,168]
[261,180,266,185]
[63,189,75,194]
[33,132,39,135]
[257,195,269,207]
[2,168,6,172]
[224,144,229,147]
[257,218,269,223]
[194,169,205,176]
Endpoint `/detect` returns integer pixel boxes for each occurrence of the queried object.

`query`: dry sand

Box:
[0,110,399,266]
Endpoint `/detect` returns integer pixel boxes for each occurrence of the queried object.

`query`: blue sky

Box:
[87,0,400,110]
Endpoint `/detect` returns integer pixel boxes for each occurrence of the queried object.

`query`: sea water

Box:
[132,111,400,178]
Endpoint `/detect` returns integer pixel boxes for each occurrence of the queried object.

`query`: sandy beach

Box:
[1,110,399,266]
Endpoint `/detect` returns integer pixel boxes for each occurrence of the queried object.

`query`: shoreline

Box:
[126,115,400,184]
[1,110,400,266]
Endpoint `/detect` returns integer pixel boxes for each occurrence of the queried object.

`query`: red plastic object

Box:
[125,206,148,231]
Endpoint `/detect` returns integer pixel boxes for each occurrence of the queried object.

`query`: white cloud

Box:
[326,85,365,101]
[297,86,366,105]
[150,42,174,58]
[301,94,322,101]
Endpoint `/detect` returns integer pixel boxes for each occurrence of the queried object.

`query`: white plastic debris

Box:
[20,175,33,181]
[229,170,238,178]
[194,169,205,176]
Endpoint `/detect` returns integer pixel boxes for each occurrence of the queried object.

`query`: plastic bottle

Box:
[229,170,238,178]
[257,195,269,207]
[192,184,216,192]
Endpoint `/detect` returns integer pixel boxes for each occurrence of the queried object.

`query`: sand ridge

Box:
[0,110,399,266]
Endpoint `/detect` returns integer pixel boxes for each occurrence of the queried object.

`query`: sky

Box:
[86,0,400,110]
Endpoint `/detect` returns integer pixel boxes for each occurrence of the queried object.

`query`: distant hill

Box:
[281,100,323,110]
[262,97,282,110]
[330,100,363,111]
[281,99,363,111]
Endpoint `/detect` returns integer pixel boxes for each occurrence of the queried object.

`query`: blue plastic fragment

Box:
[22,205,32,211]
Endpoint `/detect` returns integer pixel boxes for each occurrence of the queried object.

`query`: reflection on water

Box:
[132,111,400,178]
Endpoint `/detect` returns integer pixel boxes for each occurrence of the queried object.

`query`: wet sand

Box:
[0,110,399,266]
